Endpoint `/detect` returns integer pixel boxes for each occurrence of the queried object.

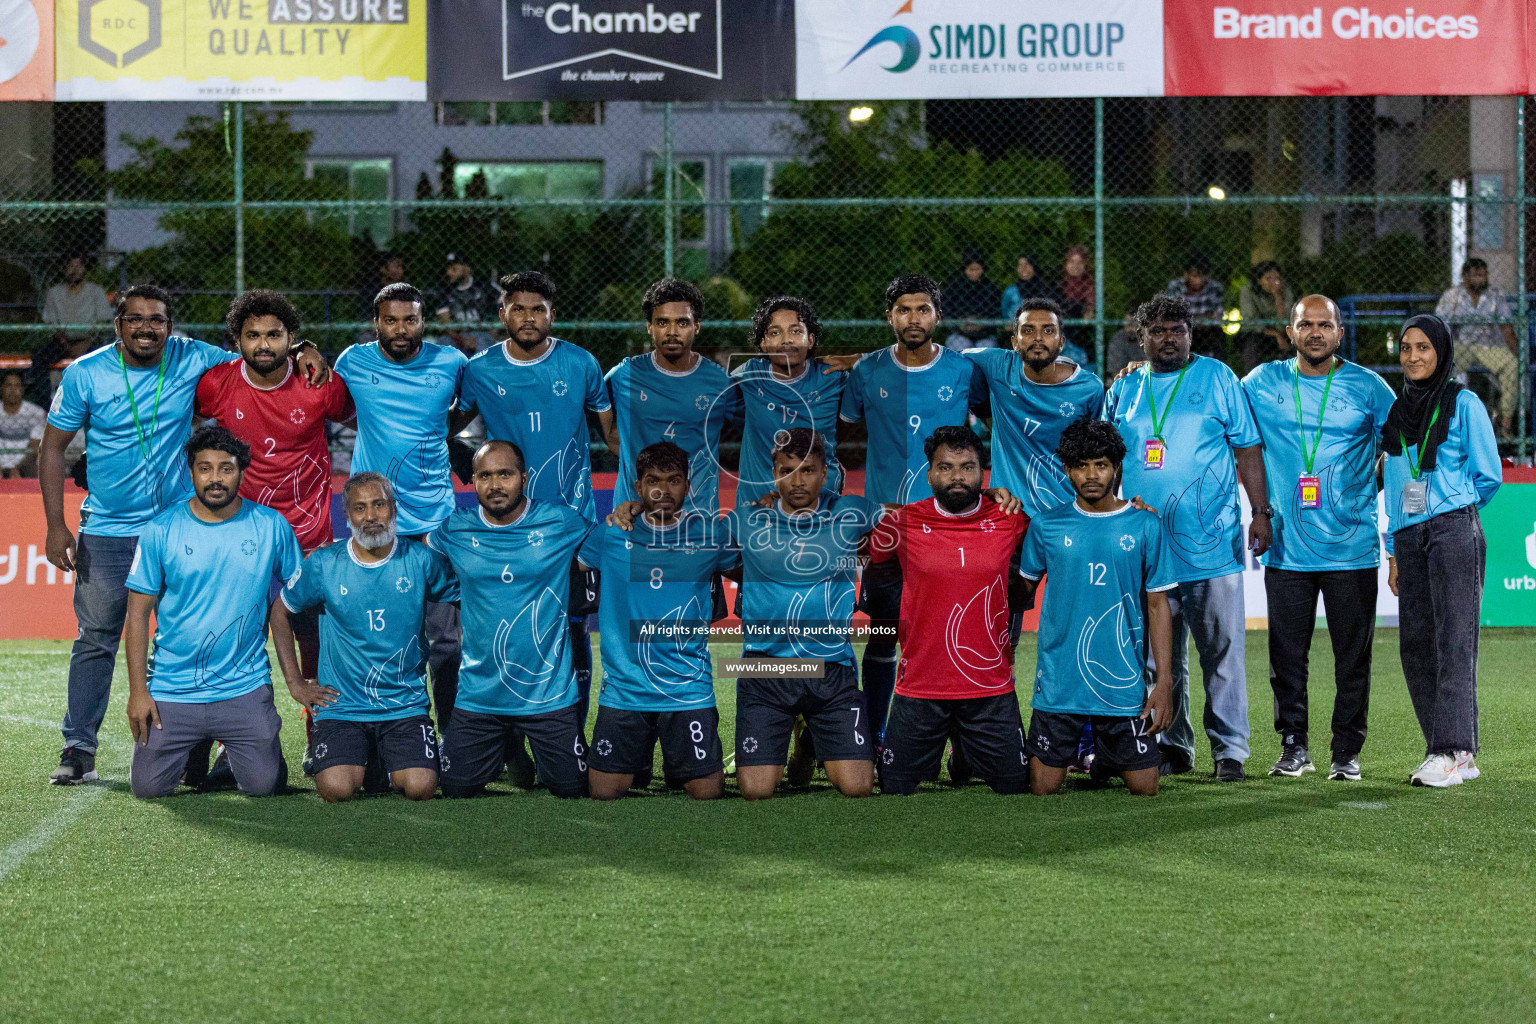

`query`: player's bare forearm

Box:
[268,599,303,685]
[1016,576,1040,611]
[596,407,620,453]
[38,425,73,530]
[1235,444,1272,556]
[1144,590,1174,731]
[124,592,162,743]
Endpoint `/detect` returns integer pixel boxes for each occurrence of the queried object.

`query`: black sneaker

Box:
[182,737,214,790]
[1214,758,1246,782]
[1328,756,1362,782]
[1268,745,1315,778]
[946,743,974,785]
[49,746,96,786]
[1157,744,1193,777]
[204,745,238,791]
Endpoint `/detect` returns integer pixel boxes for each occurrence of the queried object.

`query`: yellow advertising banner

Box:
[54,0,425,99]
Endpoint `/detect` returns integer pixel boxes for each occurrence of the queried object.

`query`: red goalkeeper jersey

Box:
[869,496,1027,700]
[195,361,353,552]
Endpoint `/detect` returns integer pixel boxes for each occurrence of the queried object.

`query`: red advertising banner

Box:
[0,0,53,100]
[1163,0,1530,95]
[0,487,80,639]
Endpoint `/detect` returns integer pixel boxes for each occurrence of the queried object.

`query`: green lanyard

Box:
[1144,359,1191,442]
[1291,356,1337,475]
[115,345,167,460]
[1401,405,1441,481]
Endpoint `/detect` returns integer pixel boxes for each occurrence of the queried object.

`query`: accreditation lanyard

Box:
[1292,357,1337,509]
[116,345,168,460]
[1399,405,1440,516]
[1141,360,1189,470]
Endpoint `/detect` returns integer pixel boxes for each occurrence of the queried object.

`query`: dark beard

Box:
[1300,347,1335,368]
[935,484,980,514]
[898,327,933,350]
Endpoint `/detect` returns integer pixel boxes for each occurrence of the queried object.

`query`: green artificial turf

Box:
[2,631,1534,1024]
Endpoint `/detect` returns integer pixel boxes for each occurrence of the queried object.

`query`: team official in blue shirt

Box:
[1103,293,1271,782]
[1241,295,1397,782]
[335,282,470,732]
[731,296,847,507]
[1017,418,1175,797]
[578,442,735,801]
[273,473,460,803]
[122,427,304,799]
[605,278,740,515]
[1382,314,1501,788]
[427,440,595,799]
[39,284,328,786]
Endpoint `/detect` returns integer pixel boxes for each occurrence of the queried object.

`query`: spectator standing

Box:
[0,371,45,477]
[1058,245,1096,354]
[999,254,1058,320]
[30,254,114,406]
[942,251,1002,352]
[1434,257,1519,437]
[435,253,501,355]
[1165,252,1227,359]
[1237,260,1296,371]
[1383,314,1501,788]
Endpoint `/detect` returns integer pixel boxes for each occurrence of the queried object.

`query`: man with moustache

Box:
[836,274,989,747]
[272,473,459,803]
[1241,295,1397,782]
[39,285,329,785]
[870,426,1030,796]
[122,427,305,798]
[1102,293,1269,782]
[458,271,619,727]
[427,441,595,799]
[335,282,471,731]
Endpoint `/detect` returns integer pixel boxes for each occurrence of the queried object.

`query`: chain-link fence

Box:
[0,95,1530,457]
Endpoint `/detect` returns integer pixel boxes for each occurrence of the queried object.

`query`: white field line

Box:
[0,784,109,884]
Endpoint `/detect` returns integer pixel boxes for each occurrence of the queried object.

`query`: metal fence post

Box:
[1518,95,1529,461]
[233,101,245,296]
[662,101,675,278]
[1093,97,1106,372]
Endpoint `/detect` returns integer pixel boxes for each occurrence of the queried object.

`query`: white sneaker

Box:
[1454,751,1480,781]
[1410,753,1461,788]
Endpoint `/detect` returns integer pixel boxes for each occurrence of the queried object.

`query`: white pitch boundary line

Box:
[0,713,58,729]
[0,784,109,884]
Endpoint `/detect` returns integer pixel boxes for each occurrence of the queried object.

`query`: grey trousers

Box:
[1147,571,1250,763]
[130,685,285,799]
[1394,507,1485,756]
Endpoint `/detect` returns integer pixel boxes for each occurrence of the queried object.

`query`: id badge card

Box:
[1143,438,1166,470]
[1297,475,1321,510]
[1402,479,1428,515]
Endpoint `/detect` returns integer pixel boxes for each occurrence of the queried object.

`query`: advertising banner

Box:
[794,0,1164,100]
[428,0,795,102]
[0,0,53,99]
[54,0,427,101]
[1477,484,1536,627]
[1163,0,1529,96]
[0,490,79,640]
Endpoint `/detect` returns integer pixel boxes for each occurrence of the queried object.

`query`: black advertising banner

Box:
[429,0,795,101]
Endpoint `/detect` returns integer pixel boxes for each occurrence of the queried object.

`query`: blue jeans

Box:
[1145,571,1250,764]
[61,532,139,754]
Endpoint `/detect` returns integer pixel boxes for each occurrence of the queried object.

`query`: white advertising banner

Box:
[794,0,1164,100]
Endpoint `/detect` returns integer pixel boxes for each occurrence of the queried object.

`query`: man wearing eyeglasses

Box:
[38,284,331,786]
[1102,293,1270,783]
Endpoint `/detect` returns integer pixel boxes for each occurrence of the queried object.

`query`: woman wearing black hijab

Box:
[1381,314,1502,788]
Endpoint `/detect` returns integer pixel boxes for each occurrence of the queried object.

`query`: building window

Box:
[649,158,710,277]
[727,158,789,248]
[452,161,605,202]
[307,159,392,244]
[436,102,603,127]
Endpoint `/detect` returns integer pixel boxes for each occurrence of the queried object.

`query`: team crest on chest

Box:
[1059,401,1075,416]
[553,380,568,397]
[528,530,546,547]
[289,408,306,425]
[937,385,954,402]
[1119,534,1136,551]
[396,576,413,594]
[240,539,257,556]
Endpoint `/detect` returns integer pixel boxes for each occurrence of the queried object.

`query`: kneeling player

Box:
[1016,418,1174,797]
[870,426,1030,795]
[721,428,880,799]
[273,473,459,802]
[579,443,733,800]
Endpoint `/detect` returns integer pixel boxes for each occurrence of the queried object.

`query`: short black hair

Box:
[1015,296,1065,325]
[1462,257,1488,276]
[771,427,826,467]
[1056,417,1127,468]
[751,295,821,354]
[1183,251,1211,274]
[184,425,251,470]
[1250,259,1280,281]
[924,424,983,464]
[642,277,704,322]
[115,284,174,321]
[225,289,300,343]
[373,281,425,318]
[885,274,941,316]
[1136,293,1193,332]
[500,271,556,305]
[636,441,689,481]
[473,438,525,473]
[1,370,25,387]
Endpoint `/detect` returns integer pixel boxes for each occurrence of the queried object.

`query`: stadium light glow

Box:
[1223,307,1242,336]
[848,106,874,123]
[1207,185,1227,201]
